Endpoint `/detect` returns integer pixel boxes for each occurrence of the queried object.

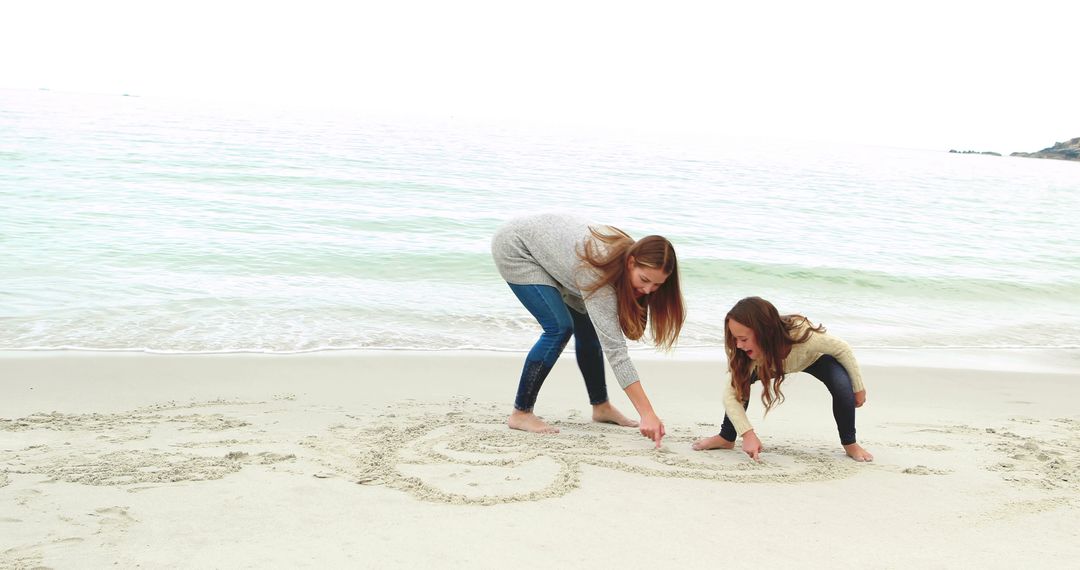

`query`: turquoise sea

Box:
[2,88,1078,355]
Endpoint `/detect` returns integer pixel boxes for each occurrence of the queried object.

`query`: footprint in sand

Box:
[885,419,1079,495]
[0,546,45,569]
[900,465,951,476]
[92,506,138,535]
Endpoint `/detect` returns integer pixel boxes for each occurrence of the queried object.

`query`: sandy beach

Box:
[1,350,1078,568]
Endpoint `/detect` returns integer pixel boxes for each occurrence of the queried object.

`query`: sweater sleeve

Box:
[804,332,865,392]
[580,285,639,389]
[722,373,754,436]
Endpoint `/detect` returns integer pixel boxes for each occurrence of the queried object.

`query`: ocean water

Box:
[2,88,1079,355]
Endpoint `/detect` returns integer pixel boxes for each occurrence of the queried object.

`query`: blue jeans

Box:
[718,355,858,445]
[507,283,607,411]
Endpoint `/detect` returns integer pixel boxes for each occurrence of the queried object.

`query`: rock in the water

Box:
[1010,137,1080,161]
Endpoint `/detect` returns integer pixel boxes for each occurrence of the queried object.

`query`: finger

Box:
[653,430,663,447]
[751,450,761,462]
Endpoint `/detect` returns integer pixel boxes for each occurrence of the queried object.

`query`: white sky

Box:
[3,0,1078,151]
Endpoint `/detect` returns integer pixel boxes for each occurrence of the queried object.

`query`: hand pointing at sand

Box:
[639,412,665,448]
[623,382,665,448]
[742,430,763,462]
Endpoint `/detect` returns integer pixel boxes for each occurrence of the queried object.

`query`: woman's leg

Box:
[803,355,873,461]
[567,307,638,427]
[566,307,606,404]
[506,284,574,432]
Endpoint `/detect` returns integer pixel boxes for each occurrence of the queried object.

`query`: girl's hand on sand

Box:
[854,390,867,407]
[741,430,763,462]
[639,412,665,448]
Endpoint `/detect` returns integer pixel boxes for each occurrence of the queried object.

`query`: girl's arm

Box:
[740,430,763,461]
[723,379,763,460]
[722,376,755,436]
[806,332,866,393]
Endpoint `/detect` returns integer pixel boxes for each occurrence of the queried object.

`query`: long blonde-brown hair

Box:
[725,296,824,413]
[578,226,685,350]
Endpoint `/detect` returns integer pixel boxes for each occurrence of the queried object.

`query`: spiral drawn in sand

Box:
[304,399,861,505]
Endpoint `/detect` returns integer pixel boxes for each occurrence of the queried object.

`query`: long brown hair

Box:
[578,226,685,350]
[725,296,824,413]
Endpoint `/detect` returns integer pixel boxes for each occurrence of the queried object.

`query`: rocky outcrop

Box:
[949,149,1002,156]
[1011,137,1080,161]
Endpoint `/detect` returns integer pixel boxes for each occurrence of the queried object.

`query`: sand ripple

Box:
[0,399,293,489]
[0,400,254,433]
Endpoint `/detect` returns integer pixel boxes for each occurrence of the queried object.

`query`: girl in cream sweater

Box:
[693,296,874,462]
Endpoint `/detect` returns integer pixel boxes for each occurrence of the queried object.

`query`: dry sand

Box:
[1,350,1078,568]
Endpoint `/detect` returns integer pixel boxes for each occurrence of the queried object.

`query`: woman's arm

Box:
[623,381,665,447]
[580,287,640,390]
[578,285,664,444]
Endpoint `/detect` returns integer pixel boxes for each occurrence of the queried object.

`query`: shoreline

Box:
[4,344,1079,373]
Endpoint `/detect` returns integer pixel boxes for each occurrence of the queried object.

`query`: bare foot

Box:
[508,410,559,434]
[843,442,874,462]
[591,402,639,427]
[692,434,735,451]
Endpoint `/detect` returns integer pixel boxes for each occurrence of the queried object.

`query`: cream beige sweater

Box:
[722,322,865,437]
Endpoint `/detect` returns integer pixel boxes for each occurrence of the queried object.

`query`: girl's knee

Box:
[816,364,853,392]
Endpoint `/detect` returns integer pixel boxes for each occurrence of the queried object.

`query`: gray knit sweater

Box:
[491,213,639,389]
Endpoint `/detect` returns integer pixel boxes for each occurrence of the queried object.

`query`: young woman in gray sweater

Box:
[491,213,685,447]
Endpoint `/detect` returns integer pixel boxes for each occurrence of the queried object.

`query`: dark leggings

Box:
[718,355,858,445]
[507,283,607,411]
